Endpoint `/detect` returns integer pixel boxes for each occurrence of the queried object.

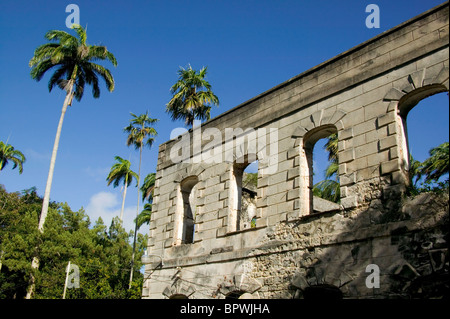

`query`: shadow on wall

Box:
[286,190,449,299]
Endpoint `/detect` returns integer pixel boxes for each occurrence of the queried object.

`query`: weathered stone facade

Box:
[142,3,449,299]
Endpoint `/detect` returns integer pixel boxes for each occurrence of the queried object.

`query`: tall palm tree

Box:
[106,156,138,222]
[27,24,117,299]
[124,112,158,288]
[0,141,26,174]
[166,65,219,127]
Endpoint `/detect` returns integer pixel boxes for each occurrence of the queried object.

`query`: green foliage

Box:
[421,142,449,183]
[134,172,156,231]
[0,186,146,299]
[408,142,449,196]
[250,217,257,228]
[313,133,340,203]
[140,172,156,203]
[136,204,152,231]
[243,172,258,190]
[313,179,340,203]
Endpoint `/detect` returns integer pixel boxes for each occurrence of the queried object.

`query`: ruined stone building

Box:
[142,2,449,299]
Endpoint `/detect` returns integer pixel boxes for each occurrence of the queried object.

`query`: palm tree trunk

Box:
[0,250,4,273]
[129,145,142,289]
[120,174,128,222]
[26,81,74,299]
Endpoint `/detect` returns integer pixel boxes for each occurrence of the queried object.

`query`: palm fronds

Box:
[140,173,156,202]
[166,65,219,126]
[29,24,117,102]
[124,112,158,150]
[0,141,26,174]
[421,142,449,183]
[106,156,137,188]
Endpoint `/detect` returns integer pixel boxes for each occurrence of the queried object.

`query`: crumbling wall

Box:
[248,192,449,299]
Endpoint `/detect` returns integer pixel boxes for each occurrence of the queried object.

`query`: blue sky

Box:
[0,0,448,232]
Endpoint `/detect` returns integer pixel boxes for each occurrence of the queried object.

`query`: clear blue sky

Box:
[0,0,448,232]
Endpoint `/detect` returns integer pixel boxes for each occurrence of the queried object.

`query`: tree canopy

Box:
[0,185,146,299]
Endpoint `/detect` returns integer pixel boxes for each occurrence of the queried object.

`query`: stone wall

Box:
[142,2,449,299]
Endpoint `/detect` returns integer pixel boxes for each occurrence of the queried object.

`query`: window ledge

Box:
[286,208,343,223]
[216,219,268,238]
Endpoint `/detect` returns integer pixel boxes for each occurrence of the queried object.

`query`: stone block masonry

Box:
[143,2,449,299]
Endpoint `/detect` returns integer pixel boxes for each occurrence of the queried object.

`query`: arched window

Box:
[242,160,258,228]
[303,284,343,299]
[175,176,199,244]
[225,290,245,299]
[299,125,340,216]
[312,133,340,204]
[229,154,258,232]
[169,294,188,299]
[397,88,449,188]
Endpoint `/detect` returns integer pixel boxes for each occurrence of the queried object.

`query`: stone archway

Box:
[381,65,449,186]
[290,109,347,217]
[218,274,262,299]
[162,280,196,299]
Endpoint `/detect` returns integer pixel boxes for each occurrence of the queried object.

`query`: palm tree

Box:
[421,142,449,183]
[166,65,219,127]
[106,156,138,222]
[313,133,340,203]
[0,141,26,174]
[27,24,117,299]
[124,112,158,288]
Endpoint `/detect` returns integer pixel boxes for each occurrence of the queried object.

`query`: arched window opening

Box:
[300,125,340,215]
[169,294,188,299]
[225,290,245,299]
[399,89,449,191]
[177,176,199,244]
[312,134,340,204]
[303,284,343,299]
[229,155,258,232]
[242,160,258,229]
